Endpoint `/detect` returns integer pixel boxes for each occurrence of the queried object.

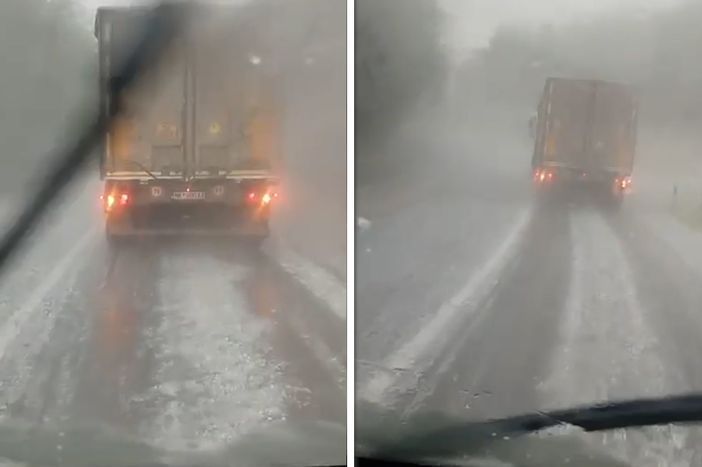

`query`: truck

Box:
[94,4,281,243]
[528,112,537,140]
[531,77,638,204]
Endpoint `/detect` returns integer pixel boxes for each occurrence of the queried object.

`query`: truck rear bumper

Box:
[106,223,269,238]
[105,205,270,239]
[102,178,277,239]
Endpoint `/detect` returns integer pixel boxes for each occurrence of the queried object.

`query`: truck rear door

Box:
[540,79,593,169]
[102,11,187,177]
[590,82,637,174]
[190,9,278,177]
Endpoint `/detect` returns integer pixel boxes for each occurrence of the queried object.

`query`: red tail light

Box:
[106,194,116,211]
[103,191,130,212]
[247,188,278,206]
[617,177,632,190]
[534,169,555,184]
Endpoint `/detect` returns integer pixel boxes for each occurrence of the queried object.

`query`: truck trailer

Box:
[531,77,638,205]
[95,4,281,242]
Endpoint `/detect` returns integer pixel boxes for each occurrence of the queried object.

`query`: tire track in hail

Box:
[541,206,695,467]
[223,244,346,425]
[403,201,571,420]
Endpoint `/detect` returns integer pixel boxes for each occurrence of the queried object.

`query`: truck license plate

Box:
[171,191,206,200]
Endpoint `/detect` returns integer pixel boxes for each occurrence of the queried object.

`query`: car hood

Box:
[356,402,629,467]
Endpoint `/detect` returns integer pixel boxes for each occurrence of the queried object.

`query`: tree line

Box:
[456,1,702,126]
[356,0,446,151]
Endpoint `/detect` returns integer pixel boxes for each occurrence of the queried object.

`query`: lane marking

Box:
[359,207,533,404]
[266,244,346,320]
[0,227,97,361]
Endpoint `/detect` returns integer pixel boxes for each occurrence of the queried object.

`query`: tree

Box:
[356,0,446,150]
[456,1,702,126]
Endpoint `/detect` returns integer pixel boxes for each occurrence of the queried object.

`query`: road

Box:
[356,118,702,466]
[0,176,345,462]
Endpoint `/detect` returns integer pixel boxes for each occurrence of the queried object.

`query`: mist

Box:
[264,0,346,275]
[0,0,95,195]
[356,5,702,465]
[357,0,702,200]
[0,0,345,273]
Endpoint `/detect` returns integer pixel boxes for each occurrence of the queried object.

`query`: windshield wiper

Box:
[0,2,186,279]
[121,158,161,181]
[362,392,702,463]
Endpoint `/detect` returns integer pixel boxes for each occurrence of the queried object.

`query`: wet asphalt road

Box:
[0,179,345,457]
[356,124,702,465]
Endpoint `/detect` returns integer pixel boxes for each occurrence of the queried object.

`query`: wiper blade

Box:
[365,393,702,462]
[469,393,702,436]
[121,158,161,181]
[0,2,187,278]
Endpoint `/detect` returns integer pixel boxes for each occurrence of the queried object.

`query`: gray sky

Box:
[79,0,682,56]
[80,0,129,9]
[439,0,683,54]
[79,0,249,8]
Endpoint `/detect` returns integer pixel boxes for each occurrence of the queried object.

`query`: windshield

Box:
[0,0,345,465]
[356,0,702,465]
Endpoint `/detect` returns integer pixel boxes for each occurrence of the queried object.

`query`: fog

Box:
[440,0,682,52]
[357,2,702,464]
[0,0,94,194]
[264,0,346,274]
[357,0,702,197]
[0,0,345,272]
